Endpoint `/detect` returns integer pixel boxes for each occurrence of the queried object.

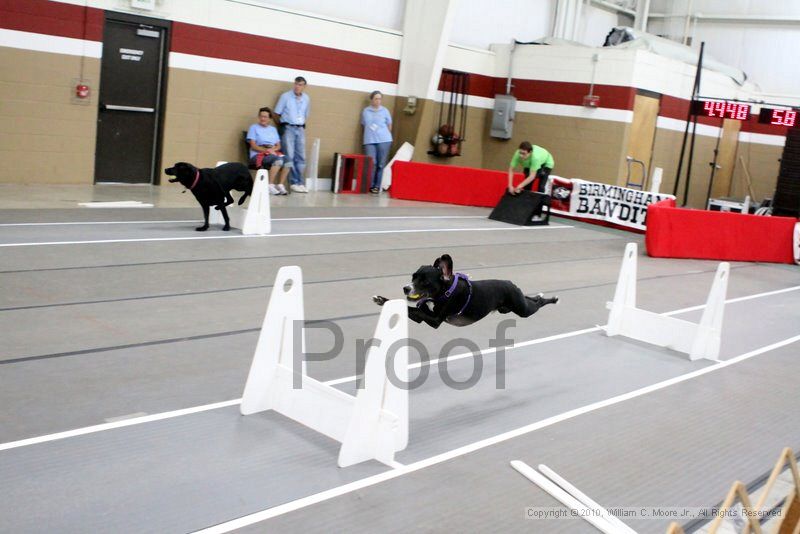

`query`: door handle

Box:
[103,104,155,112]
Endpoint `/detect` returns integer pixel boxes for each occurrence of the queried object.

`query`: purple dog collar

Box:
[415,273,472,317]
[449,273,472,317]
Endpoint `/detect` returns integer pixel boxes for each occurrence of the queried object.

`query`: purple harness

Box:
[417,273,472,318]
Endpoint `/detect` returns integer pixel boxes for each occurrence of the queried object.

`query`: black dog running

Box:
[165,161,253,231]
[373,254,558,328]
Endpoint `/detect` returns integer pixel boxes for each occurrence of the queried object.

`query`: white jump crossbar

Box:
[240,266,408,467]
[603,242,729,361]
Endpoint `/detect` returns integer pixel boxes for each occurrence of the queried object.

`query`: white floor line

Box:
[1,283,797,453]
[193,333,800,534]
[0,216,486,227]
[0,399,242,452]
[0,225,573,248]
[0,220,198,227]
[663,285,800,316]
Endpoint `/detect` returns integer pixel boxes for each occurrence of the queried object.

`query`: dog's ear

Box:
[434,254,453,278]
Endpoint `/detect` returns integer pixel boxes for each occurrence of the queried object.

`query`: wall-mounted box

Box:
[491,94,516,139]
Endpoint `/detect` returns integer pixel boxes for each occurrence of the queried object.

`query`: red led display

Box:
[758,108,797,127]
[691,100,751,120]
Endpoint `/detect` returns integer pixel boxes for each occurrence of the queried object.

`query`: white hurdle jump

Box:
[209,162,271,235]
[240,266,409,467]
[602,242,729,361]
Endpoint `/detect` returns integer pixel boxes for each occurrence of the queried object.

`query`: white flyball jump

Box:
[240,266,409,468]
[603,242,729,361]
[209,163,271,234]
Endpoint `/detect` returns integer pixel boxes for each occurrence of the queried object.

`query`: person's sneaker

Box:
[268,184,279,195]
[299,184,309,193]
[290,184,304,193]
[276,184,288,195]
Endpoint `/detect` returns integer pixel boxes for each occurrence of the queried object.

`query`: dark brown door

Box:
[95,17,166,184]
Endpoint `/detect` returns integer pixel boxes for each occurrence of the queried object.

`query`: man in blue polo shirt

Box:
[274,76,310,193]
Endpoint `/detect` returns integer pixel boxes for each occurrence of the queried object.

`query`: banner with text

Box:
[549,177,675,231]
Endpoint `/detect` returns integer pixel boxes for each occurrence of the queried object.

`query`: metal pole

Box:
[682,115,698,206]
[704,125,723,209]
[673,41,705,197]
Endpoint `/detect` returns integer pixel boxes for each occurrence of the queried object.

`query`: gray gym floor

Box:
[0,190,798,534]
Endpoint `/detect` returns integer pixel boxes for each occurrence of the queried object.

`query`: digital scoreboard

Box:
[691,100,797,127]
[691,100,750,120]
[758,107,797,127]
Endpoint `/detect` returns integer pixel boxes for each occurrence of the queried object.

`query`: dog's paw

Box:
[372,295,388,306]
[222,225,231,231]
[196,225,209,232]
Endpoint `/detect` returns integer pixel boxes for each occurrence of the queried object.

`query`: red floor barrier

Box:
[645,199,797,264]
[391,161,521,207]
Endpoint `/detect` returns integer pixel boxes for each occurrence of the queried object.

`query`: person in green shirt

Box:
[507,140,555,195]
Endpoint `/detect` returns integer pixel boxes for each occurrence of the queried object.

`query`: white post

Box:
[241,169,271,235]
[240,265,304,415]
[689,262,729,361]
[649,166,663,193]
[305,137,320,191]
[605,243,638,336]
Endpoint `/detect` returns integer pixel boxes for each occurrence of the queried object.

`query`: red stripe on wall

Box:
[439,71,636,111]
[514,80,636,110]
[1,0,399,84]
[740,119,788,136]
[0,0,103,41]
[171,22,399,84]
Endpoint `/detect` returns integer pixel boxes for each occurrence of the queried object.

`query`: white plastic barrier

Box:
[240,266,409,467]
[380,142,414,191]
[209,162,271,234]
[603,242,729,361]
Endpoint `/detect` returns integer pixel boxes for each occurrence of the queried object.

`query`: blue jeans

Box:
[364,142,392,189]
[281,125,306,185]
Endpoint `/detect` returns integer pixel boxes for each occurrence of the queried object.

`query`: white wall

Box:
[577,3,619,46]
[648,0,800,94]
[241,0,405,31]
[449,0,556,49]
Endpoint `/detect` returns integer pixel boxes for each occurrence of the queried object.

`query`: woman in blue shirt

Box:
[247,107,289,195]
[361,91,393,194]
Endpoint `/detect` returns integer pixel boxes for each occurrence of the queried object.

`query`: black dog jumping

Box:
[165,161,253,231]
[373,254,558,328]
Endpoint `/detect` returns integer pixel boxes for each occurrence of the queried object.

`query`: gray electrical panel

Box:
[491,94,516,139]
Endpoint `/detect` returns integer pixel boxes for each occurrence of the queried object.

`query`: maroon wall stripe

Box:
[0,0,103,41]
[171,21,400,84]
[438,71,637,111]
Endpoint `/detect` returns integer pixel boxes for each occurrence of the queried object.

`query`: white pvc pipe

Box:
[510,461,620,534]
[538,464,638,534]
